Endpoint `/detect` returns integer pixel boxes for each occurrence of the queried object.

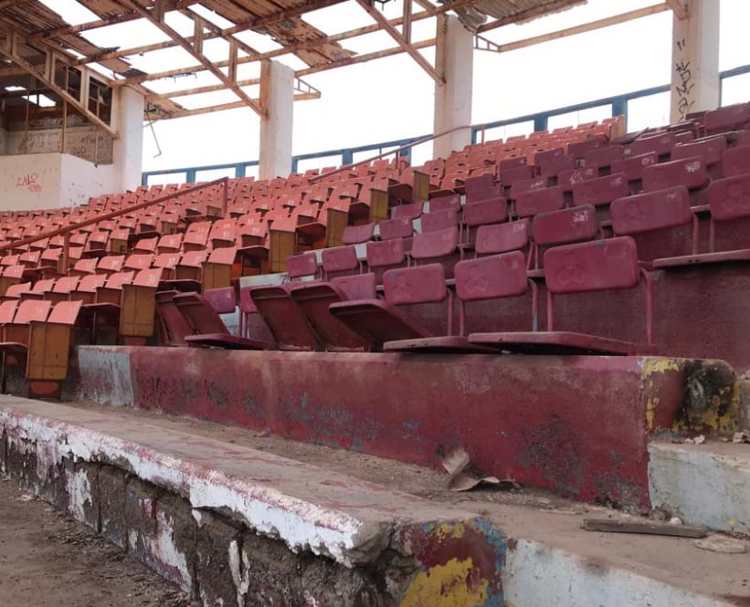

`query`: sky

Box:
[40,0,750,180]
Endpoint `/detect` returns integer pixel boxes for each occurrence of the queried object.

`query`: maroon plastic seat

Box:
[156,290,193,346]
[429,193,461,212]
[530,205,599,271]
[249,284,318,351]
[626,133,675,160]
[515,187,565,218]
[175,291,269,350]
[464,174,502,204]
[642,156,709,192]
[536,147,576,178]
[288,273,377,351]
[703,103,750,134]
[672,137,726,172]
[475,220,529,257]
[572,173,629,207]
[511,177,547,197]
[287,253,318,281]
[500,164,534,187]
[469,237,654,355]
[463,198,508,228]
[378,217,413,240]
[321,245,360,279]
[342,223,375,245]
[611,186,695,262]
[421,208,458,233]
[384,252,534,353]
[366,238,407,283]
[721,145,750,178]
[392,202,423,221]
[583,146,624,171]
[611,152,657,183]
[410,226,459,273]
[329,263,448,350]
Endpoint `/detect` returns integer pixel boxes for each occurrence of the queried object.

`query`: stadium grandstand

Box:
[0,0,749,605]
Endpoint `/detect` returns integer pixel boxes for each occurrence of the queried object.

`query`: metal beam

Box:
[355,0,443,83]
[114,0,265,117]
[666,0,688,20]
[475,4,670,53]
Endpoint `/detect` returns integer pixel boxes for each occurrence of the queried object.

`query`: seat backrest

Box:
[383,263,447,305]
[626,133,675,158]
[330,273,377,300]
[52,276,80,294]
[366,238,406,268]
[475,220,529,255]
[48,300,82,325]
[544,237,640,295]
[611,186,692,234]
[421,208,458,233]
[532,205,599,247]
[583,145,624,169]
[0,300,18,324]
[515,187,565,217]
[98,255,125,273]
[708,174,750,221]
[78,274,107,292]
[379,217,413,240]
[287,253,318,279]
[703,103,750,133]
[672,137,726,166]
[464,175,501,204]
[392,202,423,221]
[204,287,237,314]
[642,156,708,191]
[611,152,657,181]
[321,245,359,274]
[410,226,458,259]
[721,145,750,178]
[463,198,508,227]
[429,193,461,212]
[342,223,375,245]
[455,252,527,302]
[14,299,52,324]
[572,173,629,206]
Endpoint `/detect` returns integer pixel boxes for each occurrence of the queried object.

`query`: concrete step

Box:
[1,396,749,607]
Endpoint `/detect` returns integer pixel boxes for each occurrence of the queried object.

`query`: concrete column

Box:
[670,0,720,123]
[259,60,294,180]
[112,86,145,191]
[433,15,474,160]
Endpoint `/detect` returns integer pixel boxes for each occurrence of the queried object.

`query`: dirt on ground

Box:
[0,476,191,607]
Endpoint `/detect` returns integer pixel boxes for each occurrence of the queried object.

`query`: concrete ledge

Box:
[70,346,740,509]
[0,396,505,606]
[649,440,750,535]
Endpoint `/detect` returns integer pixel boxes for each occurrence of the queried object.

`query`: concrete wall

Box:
[3,125,114,165]
[0,152,116,211]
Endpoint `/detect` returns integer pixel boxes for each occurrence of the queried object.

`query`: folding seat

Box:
[529,205,599,272]
[175,250,209,283]
[610,186,695,263]
[469,237,654,355]
[288,273,377,351]
[410,226,460,276]
[572,173,629,213]
[90,271,135,307]
[47,276,81,303]
[703,103,750,135]
[511,176,547,196]
[97,255,125,275]
[626,133,676,160]
[321,245,360,280]
[329,264,451,350]
[383,252,536,353]
[286,252,319,281]
[108,228,131,255]
[203,247,237,290]
[515,186,565,218]
[672,137,726,177]
[209,220,237,248]
[341,223,375,245]
[721,145,750,178]
[474,219,530,258]
[583,146,624,173]
[498,157,527,171]
[173,290,269,350]
[248,283,319,351]
[24,278,56,300]
[156,290,193,346]
[3,282,32,300]
[421,208,459,233]
[0,299,52,359]
[536,147,576,178]
[27,300,83,385]
[183,221,211,250]
[70,274,107,304]
[611,152,657,192]
[119,269,163,342]
[355,178,391,222]
[500,164,535,188]
[71,257,98,277]
[392,202,423,221]
[429,193,461,213]
[462,197,509,245]
[124,253,154,273]
[464,174,503,204]
[642,156,709,195]
[366,238,407,283]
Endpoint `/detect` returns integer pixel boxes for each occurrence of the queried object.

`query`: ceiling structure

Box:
[0,0,685,131]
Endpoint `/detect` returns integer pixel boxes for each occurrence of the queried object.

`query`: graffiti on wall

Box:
[15,173,42,193]
[673,37,695,121]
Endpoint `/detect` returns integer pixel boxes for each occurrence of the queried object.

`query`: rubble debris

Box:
[440,448,518,492]
[694,535,748,554]
[582,518,707,538]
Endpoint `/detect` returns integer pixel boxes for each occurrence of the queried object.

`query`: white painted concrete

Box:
[0,152,117,211]
[259,60,294,180]
[670,0,721,122]
[433,15,473,160]
[504,539,736,607]
[648,441,750,535]
[112,86,145,192]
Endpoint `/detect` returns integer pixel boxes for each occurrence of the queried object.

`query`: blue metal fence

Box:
[142,64,750,186]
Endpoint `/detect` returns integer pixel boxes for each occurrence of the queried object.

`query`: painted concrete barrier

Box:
[73,347,738,510]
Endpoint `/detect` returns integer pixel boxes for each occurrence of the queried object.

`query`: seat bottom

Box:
[185,334,269,350]
[383,336,496,354]
[468,331,651,355]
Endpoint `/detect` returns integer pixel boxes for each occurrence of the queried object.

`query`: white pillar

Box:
[670,0,720,123]
[259,60,294,180]
[112,86,145,191]
[433,15,474,160]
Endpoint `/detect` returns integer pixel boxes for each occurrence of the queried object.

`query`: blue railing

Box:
[142,64,750,186]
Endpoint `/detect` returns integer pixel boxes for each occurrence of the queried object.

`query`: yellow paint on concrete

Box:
[641,357,682,379]
[434,522,466,541]
[401,557,488,607]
